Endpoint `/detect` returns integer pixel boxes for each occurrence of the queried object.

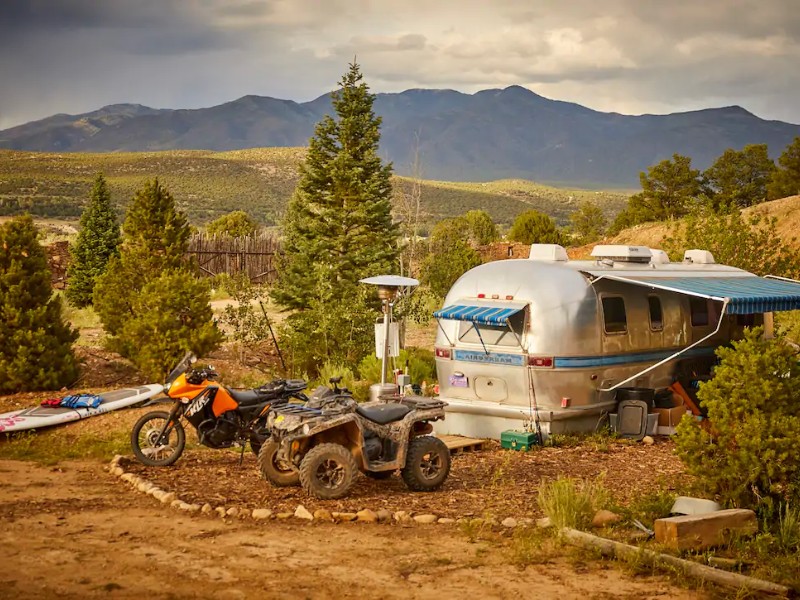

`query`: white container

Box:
[369,383,397,402]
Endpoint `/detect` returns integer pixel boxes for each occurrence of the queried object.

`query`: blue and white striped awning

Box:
[593,275,800,315]
[433,303,526,325]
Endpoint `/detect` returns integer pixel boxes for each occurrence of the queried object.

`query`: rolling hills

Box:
[2,87,799,187]
[0,148,629,226]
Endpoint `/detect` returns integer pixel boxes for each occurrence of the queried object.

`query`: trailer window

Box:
[690,297,709,326]
[457,309,526,347]
[648,296,663,331]
[602,297,627,334]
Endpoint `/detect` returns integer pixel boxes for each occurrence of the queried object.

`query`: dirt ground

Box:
[125,439,689,519]
[0,460,706,600]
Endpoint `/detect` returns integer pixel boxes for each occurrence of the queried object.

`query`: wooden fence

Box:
[187,233,282,283]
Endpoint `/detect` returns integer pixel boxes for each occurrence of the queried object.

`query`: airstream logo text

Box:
[454,350,524,366]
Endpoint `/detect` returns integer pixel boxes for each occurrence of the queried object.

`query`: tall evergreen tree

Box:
[704,144,775,209]
[66,173,121,307]
[94,179,221,380]
[273,62,398,310]
[0,215,78,393]
[767,136,800,200]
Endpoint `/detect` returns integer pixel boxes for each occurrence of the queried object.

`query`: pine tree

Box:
[508,210,565,245]
[767,136,800,200]
[0,215,78,393]
[273,62,398,310]
[94,179,221,380]
[65,173,121,307]
[704,144,775,208]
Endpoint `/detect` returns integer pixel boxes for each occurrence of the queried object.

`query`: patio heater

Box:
[359,275,419,386]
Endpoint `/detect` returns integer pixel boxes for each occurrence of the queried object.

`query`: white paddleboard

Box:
[0,384,164,433]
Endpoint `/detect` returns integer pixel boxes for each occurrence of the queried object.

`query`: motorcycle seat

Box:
[229,388,272,406]
[356,403,411,425]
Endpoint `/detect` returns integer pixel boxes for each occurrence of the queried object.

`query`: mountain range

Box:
[2,86,799,187]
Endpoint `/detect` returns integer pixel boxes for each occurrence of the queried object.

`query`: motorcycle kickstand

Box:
[238,442,246,467]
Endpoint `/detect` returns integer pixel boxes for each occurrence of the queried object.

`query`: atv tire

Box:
[401,435,451,492]
[299,443,357,500]
[258,440,300,487]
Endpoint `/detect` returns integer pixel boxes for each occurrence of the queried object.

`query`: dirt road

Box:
[0,460,703,600]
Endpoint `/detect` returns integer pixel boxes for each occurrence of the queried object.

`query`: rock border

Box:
[107,455,534,528]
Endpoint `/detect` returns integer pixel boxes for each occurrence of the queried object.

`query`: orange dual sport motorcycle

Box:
[131,353,307,466]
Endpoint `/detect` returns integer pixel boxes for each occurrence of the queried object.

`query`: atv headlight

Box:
[301,423,310,435]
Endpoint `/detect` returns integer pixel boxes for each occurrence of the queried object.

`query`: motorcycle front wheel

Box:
[131,411,186,467]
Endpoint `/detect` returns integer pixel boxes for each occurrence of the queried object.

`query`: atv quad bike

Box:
[262,378,450,499]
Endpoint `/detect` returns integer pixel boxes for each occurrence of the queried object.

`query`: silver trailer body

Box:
[433,245,764,439]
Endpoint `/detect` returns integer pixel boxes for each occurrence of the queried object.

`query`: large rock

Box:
[314,509,334,522]
[295,505,314,520]
[333,512,357,522]
[160,492,177,505]
[226,507,239,518]
[591,509,622,528]
[252,509,273,520]
[356,509,378,523]
[413,514,438,524]
[501,517,518,528]
[376,509,392,523]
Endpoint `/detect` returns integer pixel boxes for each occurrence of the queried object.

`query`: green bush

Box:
[205,210,258,237]
[357,347,437,386]
[507,210,565,245]
[675,328,800,512]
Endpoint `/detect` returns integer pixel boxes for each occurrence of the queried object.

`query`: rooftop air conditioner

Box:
[649,249,670,265]
[683,249,715,264]
[529,244,568,261]
[590,245,652,263]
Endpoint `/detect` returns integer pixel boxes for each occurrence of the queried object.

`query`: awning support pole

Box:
[434,318,454,347]
[598,299,730,393]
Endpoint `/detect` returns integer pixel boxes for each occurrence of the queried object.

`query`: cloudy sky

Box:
[1,0,799,129]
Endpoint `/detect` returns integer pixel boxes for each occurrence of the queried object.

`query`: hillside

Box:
[569,195,800,258]
[0,148,629,226]
[2,87,799,187]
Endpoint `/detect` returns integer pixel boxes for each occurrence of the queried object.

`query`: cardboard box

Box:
[653,395,688,429]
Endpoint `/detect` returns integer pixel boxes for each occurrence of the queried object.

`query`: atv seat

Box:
[356,403,411,425]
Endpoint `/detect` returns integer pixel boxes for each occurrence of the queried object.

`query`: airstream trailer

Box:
[433,244,800,440]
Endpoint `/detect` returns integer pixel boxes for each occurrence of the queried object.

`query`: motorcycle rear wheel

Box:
[258,440,300,487]
[131,411,186,467]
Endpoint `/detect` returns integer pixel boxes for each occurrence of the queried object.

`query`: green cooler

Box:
[500,430,538,451]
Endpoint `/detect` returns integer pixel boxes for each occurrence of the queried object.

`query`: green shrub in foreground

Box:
[675,328,800,512]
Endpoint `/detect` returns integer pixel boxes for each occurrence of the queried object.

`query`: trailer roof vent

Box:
[683,249,715,264]
[590,245,652,263]
[529,244,568,262]
[649,249,670,265]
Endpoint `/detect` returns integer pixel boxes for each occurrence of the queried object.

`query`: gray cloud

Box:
[1,0,799,129]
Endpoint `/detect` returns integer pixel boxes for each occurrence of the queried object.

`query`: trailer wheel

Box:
[401,436,450,492]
